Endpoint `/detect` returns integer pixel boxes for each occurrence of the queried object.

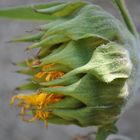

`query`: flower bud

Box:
[3,1,138,140]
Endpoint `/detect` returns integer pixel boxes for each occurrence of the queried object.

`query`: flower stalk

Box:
[112,0,139,38]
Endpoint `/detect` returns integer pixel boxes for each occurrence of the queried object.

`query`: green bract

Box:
[0,1,139,140]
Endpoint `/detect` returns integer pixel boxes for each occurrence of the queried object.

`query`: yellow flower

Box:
[11,63,64,126]
[11,92,63,127]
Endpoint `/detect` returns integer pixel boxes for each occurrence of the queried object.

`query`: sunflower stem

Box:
[112,0,139,38]
[95,125,117,140]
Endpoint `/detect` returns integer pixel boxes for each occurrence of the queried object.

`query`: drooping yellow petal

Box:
[45,71,64,82]
[12,61,65,126]
[42,63,55,71]
[11,92,63,126]
[34,71,46,79]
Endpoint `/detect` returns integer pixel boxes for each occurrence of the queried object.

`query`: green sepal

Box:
[96,124,118,140]
[51,106,119,127]
[27,34,70,49]
[41,74,127,107]
[16,82,40,91]
[36,1,86,17]
[37,43,63,59]
[10,32,44,43]
[48,97,84,109]
[48,115,79,126]
[16,68,40,76]
[40,19,66,31]
[46,4,125,42]
[62,43,132,83]
[40,41,92,69]
[40,74,82,86]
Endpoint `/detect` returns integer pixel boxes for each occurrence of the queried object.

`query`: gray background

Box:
[0,0,140,140]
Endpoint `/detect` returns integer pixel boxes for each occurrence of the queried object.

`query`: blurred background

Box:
[0,0,140,140]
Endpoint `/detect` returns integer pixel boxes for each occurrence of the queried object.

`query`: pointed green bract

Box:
[48,97,84,109]
[27,34,70,49]
[0,2,61,20]
[40,19,66,31]
[17,82,40,91]
[48,116,80,125]
[16,69,38,76]
[36,1,86,17]
[11,32,44,42]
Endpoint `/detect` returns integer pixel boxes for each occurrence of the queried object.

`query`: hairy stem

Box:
[95,124,117,140]
[112,0,139,38]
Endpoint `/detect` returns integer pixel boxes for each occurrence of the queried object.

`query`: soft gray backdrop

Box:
[0,0,140,140]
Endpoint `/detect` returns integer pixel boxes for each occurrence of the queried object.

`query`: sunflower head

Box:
[0,1,139,140]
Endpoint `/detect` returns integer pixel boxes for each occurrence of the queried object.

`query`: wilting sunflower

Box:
[0,0,140,140]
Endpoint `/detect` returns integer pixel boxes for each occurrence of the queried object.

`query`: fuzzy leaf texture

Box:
[0,1,139,140]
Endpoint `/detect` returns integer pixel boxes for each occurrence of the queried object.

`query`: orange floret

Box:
[34,63,64,81]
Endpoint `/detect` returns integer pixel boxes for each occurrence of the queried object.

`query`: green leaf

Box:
[0,2,61,20]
